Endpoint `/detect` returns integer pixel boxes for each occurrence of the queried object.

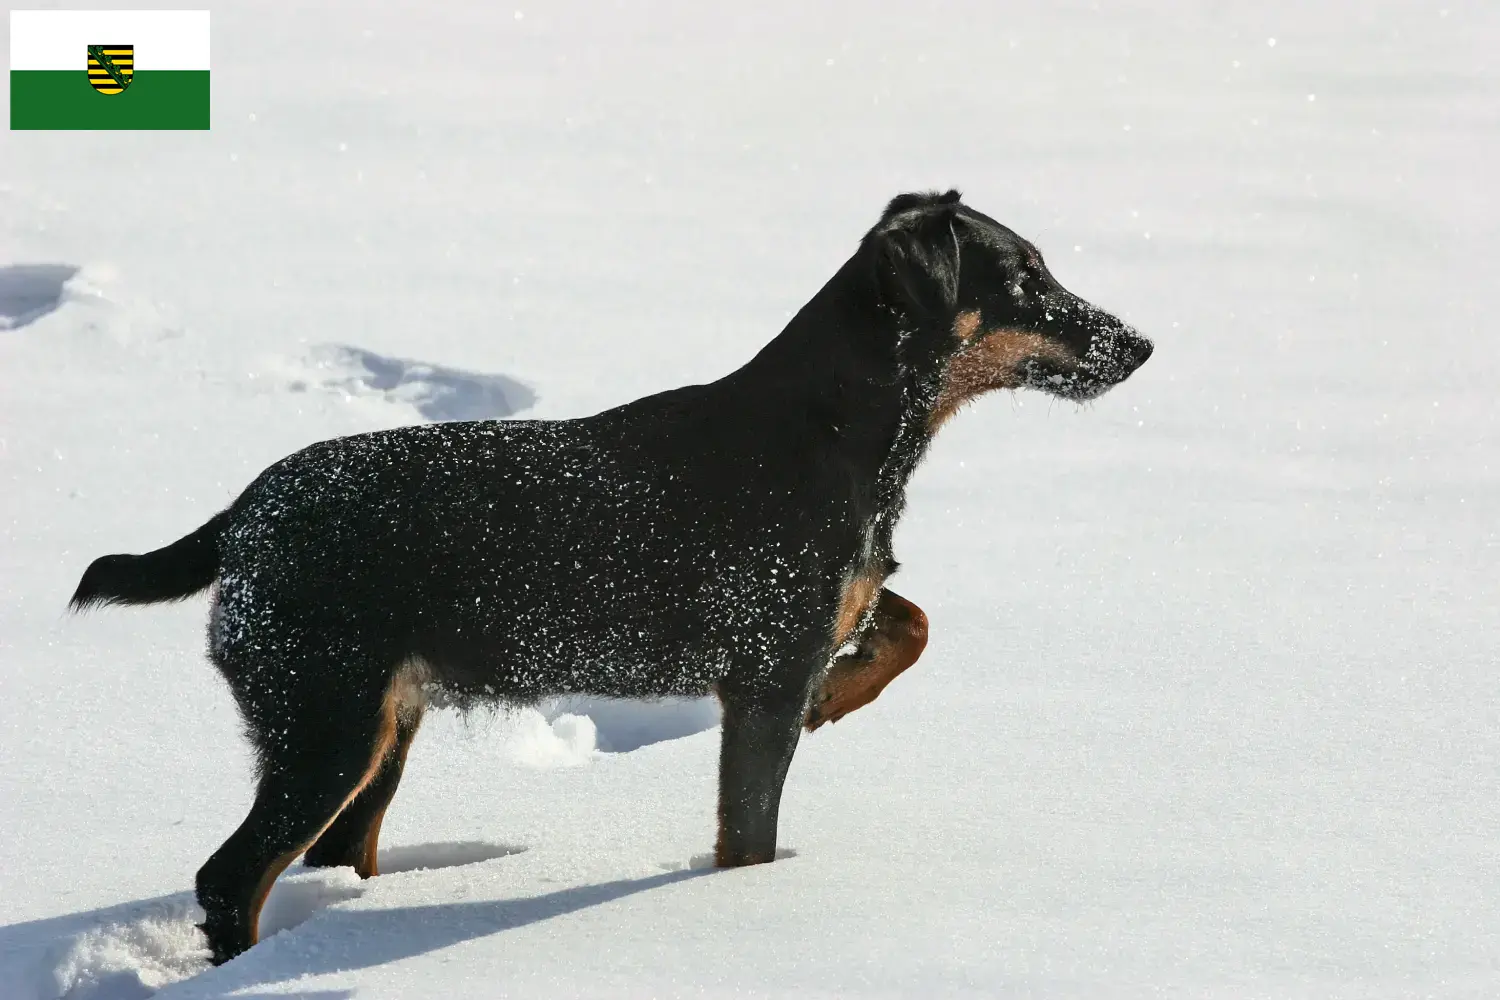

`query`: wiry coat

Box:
[70,190,1153,964]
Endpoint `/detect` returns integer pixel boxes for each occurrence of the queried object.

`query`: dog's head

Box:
[867,190,1153,426]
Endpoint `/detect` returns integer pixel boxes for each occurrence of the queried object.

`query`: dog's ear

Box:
[873,210,961,321]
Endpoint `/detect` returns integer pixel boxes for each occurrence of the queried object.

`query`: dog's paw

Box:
[804,698,851,732]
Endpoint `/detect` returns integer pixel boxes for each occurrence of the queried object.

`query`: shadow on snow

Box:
[0,263,79,330]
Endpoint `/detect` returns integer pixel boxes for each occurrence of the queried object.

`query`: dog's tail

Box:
[69,512,229,611]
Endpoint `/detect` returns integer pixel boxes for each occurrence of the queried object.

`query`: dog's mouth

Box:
[1020,325,1154,402]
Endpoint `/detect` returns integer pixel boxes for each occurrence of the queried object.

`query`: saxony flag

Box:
[10,10,210,130]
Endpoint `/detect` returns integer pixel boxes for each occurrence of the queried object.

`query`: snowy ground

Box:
[3,1,1498,997]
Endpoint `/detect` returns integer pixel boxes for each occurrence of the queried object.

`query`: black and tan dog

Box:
[70,190,1152,963]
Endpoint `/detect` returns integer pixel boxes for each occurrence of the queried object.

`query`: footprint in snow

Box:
[289,343,537,421]
[38,842,524,999]
[0,263,79,330]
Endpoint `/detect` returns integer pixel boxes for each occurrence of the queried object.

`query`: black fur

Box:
[879,188,963,222]
[70,512,227,610]
[71,191,1153,964]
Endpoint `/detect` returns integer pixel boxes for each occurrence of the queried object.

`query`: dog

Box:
[69,190,1152,963]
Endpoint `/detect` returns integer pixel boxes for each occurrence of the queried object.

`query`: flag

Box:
[10,10,210,130]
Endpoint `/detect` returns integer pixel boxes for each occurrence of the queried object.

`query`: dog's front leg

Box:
[714,676,810,868]
[805,588,929,732]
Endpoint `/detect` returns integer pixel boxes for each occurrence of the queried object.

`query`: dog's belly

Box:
[413,558,836,704]
[419,615,729,703]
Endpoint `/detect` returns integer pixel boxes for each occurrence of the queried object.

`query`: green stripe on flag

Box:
[10,70,209,130]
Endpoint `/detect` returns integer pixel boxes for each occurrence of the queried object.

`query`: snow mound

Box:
[43,896,209,1000]
[490,697,720,765]
[501,708,600,767]
[37,869,365,1000]
[289,344,537,421]
[542,696,721,753]
[430,697,717,772]
[257,866,367,940]
[32,843,528,1000]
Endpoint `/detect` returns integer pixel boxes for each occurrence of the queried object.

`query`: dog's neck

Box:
[734,251,944,528]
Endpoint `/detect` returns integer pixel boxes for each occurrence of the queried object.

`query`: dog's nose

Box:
[1129,337,1154,369]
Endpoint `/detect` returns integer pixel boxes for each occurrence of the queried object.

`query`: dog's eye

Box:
[1009,274,1026,299]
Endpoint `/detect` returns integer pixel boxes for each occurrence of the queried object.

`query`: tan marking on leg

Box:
[358,811,385,879]
[711,682,728,866]
[242,845,308,949]
[245,681,406,946]
[388,657,432,719]
[832,568,885,648]
[809,590,929,731]
[354,662,428,877]
[356,707,424,879]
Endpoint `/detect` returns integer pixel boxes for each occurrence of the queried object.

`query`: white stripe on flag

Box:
[9,10,210,71]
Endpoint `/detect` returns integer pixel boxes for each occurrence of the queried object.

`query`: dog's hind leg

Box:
[303,703,423,878]
[195,672,402,965]
[805,588,928,732]
[714,673,811,868]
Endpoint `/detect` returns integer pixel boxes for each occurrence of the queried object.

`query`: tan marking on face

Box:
[832,567,885,648]
[930,322,1076,430]
[952,308,983,341]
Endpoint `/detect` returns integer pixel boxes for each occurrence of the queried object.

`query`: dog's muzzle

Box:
[1022,305,1154,402]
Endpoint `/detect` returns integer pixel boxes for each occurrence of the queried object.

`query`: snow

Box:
[2,0,1498,996]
